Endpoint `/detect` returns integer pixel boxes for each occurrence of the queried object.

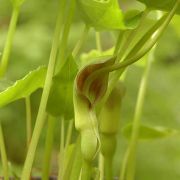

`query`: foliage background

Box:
[0,0,180,179]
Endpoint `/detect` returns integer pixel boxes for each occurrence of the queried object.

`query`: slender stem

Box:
[55,0,76,72]
[25,96,32,147]
[20,0,67,178]
[98,153,104,180]
[0,124,9,180]
[65,120,73,149]
[117,9,150,62]
[125,48,155,180]
[113,30,126,56]
[0,7,20,77]
[58,118,65,180]
[0,6,20,180]
[81,160,92,180]
[69,136,82,180]
[104,157,113,180]
[42,115,56,180]
[72,25,90,59]
[119,148,129,180]
[61,120,73,180]
[95,32,102,52]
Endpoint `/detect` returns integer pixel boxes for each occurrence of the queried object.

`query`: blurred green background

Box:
[0,0,180,179]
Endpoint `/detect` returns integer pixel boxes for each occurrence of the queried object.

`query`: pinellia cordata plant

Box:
[0,0,179,180]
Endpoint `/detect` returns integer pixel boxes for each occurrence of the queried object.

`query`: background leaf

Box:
[137,0,180,14]
[80,47,114,66]
[0,66,46,108]
[122,123,178,140]
[47,55,78,119]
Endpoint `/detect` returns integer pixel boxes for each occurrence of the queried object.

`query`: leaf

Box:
[137,0,180,14]
[76,0,144,30]
[76,0,126,30]
[47,55,78,119]
[0,79,13,92]
[80,47,114,66]
[122,123,178,140]
[0,66,46,108]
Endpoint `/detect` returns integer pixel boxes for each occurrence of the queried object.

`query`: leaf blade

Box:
[122,123,178,141]
[0,66,46,108]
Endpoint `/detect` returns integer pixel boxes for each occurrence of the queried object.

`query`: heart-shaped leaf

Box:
[122,123,178,140]
[0,66,46,108]
[76,0,125,30]
[137,0,180,14]
[76,0,144,30]
[47,55,78,119]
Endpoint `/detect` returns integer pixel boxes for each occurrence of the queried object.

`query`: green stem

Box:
[104,157,113,180]
[117,9,150,62]
[113,30,125,56]
[72,25,90,59]
[0,6,20,180]
[69,136,82,180]
[95,32,102,52]
[62,120,74,180]
[98,153,104,180]
[0,7,20,77]
[20,0,66,178]
[119,149,129,180]
[81,160,92,180]
[125,48,155,180]
[55,0,76,72]
[58,118,65,180]
[65,120,73,149]
[25,96,32,147]
[42,115,56,180]
[0,124,9,180]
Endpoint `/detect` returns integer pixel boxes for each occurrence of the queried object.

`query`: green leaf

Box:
[47,55,78,119]
[137,0,180,14]
[76,0,144,30]
[76,0,126,30]
[122,123,178,140]
[0,66,46,108]
[80,47,114,66]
